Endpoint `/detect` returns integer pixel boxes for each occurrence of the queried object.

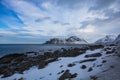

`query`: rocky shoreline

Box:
[0,44,104,78]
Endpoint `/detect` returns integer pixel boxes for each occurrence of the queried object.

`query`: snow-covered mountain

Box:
[114,34,120,43]
[95,35,116,44]
[45,36,88,44]
[66,36,88,44]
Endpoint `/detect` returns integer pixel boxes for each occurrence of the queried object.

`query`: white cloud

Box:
[1,0,119,43]
[78,25,95,33]
[41,2,53,9]
[0,29,17,36]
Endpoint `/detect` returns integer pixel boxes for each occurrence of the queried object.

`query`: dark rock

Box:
[90,75,98,80]
[85,53,102,58]
[38,58,57,69]
[0,54,25,64]
[68,63,75,67]
[40,77,44,79]
[59,70,77,80]
[18,77,24,80]
[81,65,87,69]
[106,51,113,54]
[71,73,78,78]
[97,64,103,67]
[49,73,52,75]
[61,70,65,73]
[89,45,104,50]
[38,61,48,69]
[110,65,114,68]
[57,70,65,75]
[102,60,107,63]
[80,59,96,63]
[60,65,63,68]
[88,67,93,72]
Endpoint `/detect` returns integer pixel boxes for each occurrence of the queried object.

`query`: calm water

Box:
[0,44,86,57]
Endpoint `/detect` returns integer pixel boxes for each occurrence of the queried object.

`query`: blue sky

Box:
[0,0,120,44]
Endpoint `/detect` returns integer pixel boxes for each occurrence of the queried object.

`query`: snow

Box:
[95,35,116,44]
[1,46,119,80]
[114,34,120,43]
[45,36,88,44]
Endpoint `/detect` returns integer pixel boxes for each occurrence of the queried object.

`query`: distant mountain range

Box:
[44,36,88,44]
[114,34,120,43]
[95,34,120,44]
[44,34,120,44]
[95,35,116,44]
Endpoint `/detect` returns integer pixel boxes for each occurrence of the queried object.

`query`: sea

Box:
[0,44,87,57]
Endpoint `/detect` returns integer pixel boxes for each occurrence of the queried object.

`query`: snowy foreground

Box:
[0,45,120,80]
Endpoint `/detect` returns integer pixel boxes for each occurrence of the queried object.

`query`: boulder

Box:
[85,53,102,58]
[81,65,87,69]
[59,70,77,80]
[68,63,75,67]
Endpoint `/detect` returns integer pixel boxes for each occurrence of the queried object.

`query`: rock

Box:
[38,58,57,69]
[40,77,44,79]
[80,59,96,63]
[0,54,25,64]
[38,61,48,69]
[97,64,103,67]
[18,77,25,80]
[59,70,71,80]
[49,73,52,75]
[102,60,107,63]
[68,63,75,67]
[85,53,102,58]
[81,65,87,69]
[110,65,114,68]
[89,45,104,50]
[57,70,64,75]
[116,43,120,56]
[90,75,98,80]
[60,65,63,68]
[106,51,113,54]
[88,67,93,72]
[61,70,65,73]
[59,70,77,80]
[71,73,78,78]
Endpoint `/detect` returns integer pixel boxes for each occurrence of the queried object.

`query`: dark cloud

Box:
[104,9,120,20]
[35,16,51,22]
[53,20,60,24]
[53,20,70,26]
[89,0,116,11]
[80,22,89,28]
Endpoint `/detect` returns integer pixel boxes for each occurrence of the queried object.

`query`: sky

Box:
[0,0,120,44]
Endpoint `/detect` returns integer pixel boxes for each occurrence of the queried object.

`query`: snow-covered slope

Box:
[1,45,119,80]
[95,35,116,44]
[114,34,120,43]
[45,36,88,44]
[65,36,88,44]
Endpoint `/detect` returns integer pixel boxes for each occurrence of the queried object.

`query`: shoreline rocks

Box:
[0,44,104,78]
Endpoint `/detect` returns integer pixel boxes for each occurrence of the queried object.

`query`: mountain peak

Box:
[114,34,120,43]
[45,36,88,44]
[95,35,116,44]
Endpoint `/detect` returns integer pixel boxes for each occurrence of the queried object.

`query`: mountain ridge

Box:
[44,36,88,44]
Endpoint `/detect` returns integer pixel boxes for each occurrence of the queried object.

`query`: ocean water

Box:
[0,44,86,57]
